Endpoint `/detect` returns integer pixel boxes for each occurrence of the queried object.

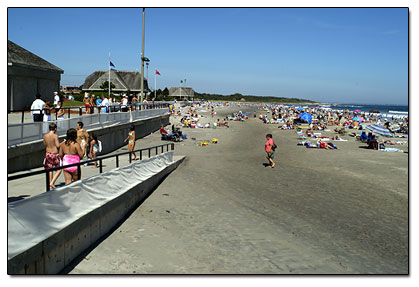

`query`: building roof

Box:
[7,40,63,73]
[82,70,149,92]
[169,87,195,97]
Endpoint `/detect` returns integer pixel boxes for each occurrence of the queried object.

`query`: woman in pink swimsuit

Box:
[265,133,276,168]
[59,128,85,184]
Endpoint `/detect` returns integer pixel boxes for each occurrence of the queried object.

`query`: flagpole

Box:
[154,71,157,100]
[108,51,111,98]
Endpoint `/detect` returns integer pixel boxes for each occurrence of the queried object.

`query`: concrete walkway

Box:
[7,141,172,202]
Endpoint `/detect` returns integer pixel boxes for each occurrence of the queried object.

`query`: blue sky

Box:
[7,7,408,105]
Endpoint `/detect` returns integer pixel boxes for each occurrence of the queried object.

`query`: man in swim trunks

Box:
[76,121,89,158]
[83,93,90,114]
[43,123,62,189]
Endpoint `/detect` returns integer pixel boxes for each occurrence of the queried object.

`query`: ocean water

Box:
[327,104,408,116]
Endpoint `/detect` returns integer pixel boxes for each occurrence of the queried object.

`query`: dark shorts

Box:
[267,150,275,159]
[33,113,43,122]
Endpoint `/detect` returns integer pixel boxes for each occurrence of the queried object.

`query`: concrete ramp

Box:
[8,151,184,274]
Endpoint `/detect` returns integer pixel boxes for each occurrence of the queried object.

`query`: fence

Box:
[8,103,169,124]
[8,108,169,146]
[7,142,175,193]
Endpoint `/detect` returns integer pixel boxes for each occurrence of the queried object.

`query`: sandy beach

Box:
[66,104,408,274]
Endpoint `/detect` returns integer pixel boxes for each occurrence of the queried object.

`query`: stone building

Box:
[169,87,195,100]
[82,70,149,97]
[7,40,64,111]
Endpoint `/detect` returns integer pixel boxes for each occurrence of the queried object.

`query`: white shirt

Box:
[54,95,60,105]
[121,98,128,107]
[31,99,45,115]
[101,98,109,107]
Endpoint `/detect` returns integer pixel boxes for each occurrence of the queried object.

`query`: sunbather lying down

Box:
[383,140,407,145]
[332,135,347,141]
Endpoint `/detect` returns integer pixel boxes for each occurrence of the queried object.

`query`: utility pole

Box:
[140,8,145,110]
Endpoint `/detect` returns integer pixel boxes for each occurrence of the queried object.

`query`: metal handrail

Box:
[8,143,175,192]
[8,103,169,123]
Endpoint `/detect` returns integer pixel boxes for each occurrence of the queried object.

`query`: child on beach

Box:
[265,134,276,168]
[124,125,137,160]
[88,134,99,168]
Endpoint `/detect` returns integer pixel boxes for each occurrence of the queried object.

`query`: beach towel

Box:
[380,148,404,152]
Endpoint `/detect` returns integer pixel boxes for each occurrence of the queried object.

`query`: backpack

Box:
[272,143,277,151]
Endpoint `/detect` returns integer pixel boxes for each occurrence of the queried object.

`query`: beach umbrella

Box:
[365,124,393,137]
[299,112,312,123]
[354,109,361,113]
[352,116,364,122]
[296,107,304,110]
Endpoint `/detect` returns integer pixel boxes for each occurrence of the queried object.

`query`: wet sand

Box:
[69,105,408,274]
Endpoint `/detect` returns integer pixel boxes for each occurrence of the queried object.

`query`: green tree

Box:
[162,87,169,96]
[100,81,116,92]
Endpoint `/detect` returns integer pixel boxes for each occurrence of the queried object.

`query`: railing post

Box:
[21,111,25,124]
[129,152,132,163]
[68,108,70,119]
[148,148,151,158]
[116,155,119,168]
[156,146,158,155]
[161,145,164,153]
[171,143,175,150]
[46,172,50,192]
[77,165,81,180]
[79,107,82,116]
[140,150,142,160]
[99,159,103,173]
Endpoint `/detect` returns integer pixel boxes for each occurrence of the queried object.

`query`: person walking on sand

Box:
[43,123,62,189]
[265,133,276,168]
[124,125,137,160]
[59,128,85,184]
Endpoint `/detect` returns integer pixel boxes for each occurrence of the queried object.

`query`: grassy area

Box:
[62,100,84,107]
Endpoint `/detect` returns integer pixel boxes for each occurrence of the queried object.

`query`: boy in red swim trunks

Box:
[43,123,62,189]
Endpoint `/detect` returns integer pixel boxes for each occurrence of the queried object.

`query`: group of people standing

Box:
[43,121,100,189]
[31,92,65,122]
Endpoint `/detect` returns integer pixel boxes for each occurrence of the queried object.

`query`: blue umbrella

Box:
[299,112,312,123]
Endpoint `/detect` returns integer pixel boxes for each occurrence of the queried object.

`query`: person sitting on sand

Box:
[367,135,379,150]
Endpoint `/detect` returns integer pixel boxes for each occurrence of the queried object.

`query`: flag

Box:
[155,70,161,75]
[110,61,115,68]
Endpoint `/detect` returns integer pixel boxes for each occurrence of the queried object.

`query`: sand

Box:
[65,105,408,274]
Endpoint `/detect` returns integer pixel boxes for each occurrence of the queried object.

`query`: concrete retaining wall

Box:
[7,155,185,274]
[7,114,170,173]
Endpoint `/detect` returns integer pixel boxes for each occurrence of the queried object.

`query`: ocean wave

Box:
[389,110,408,114]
